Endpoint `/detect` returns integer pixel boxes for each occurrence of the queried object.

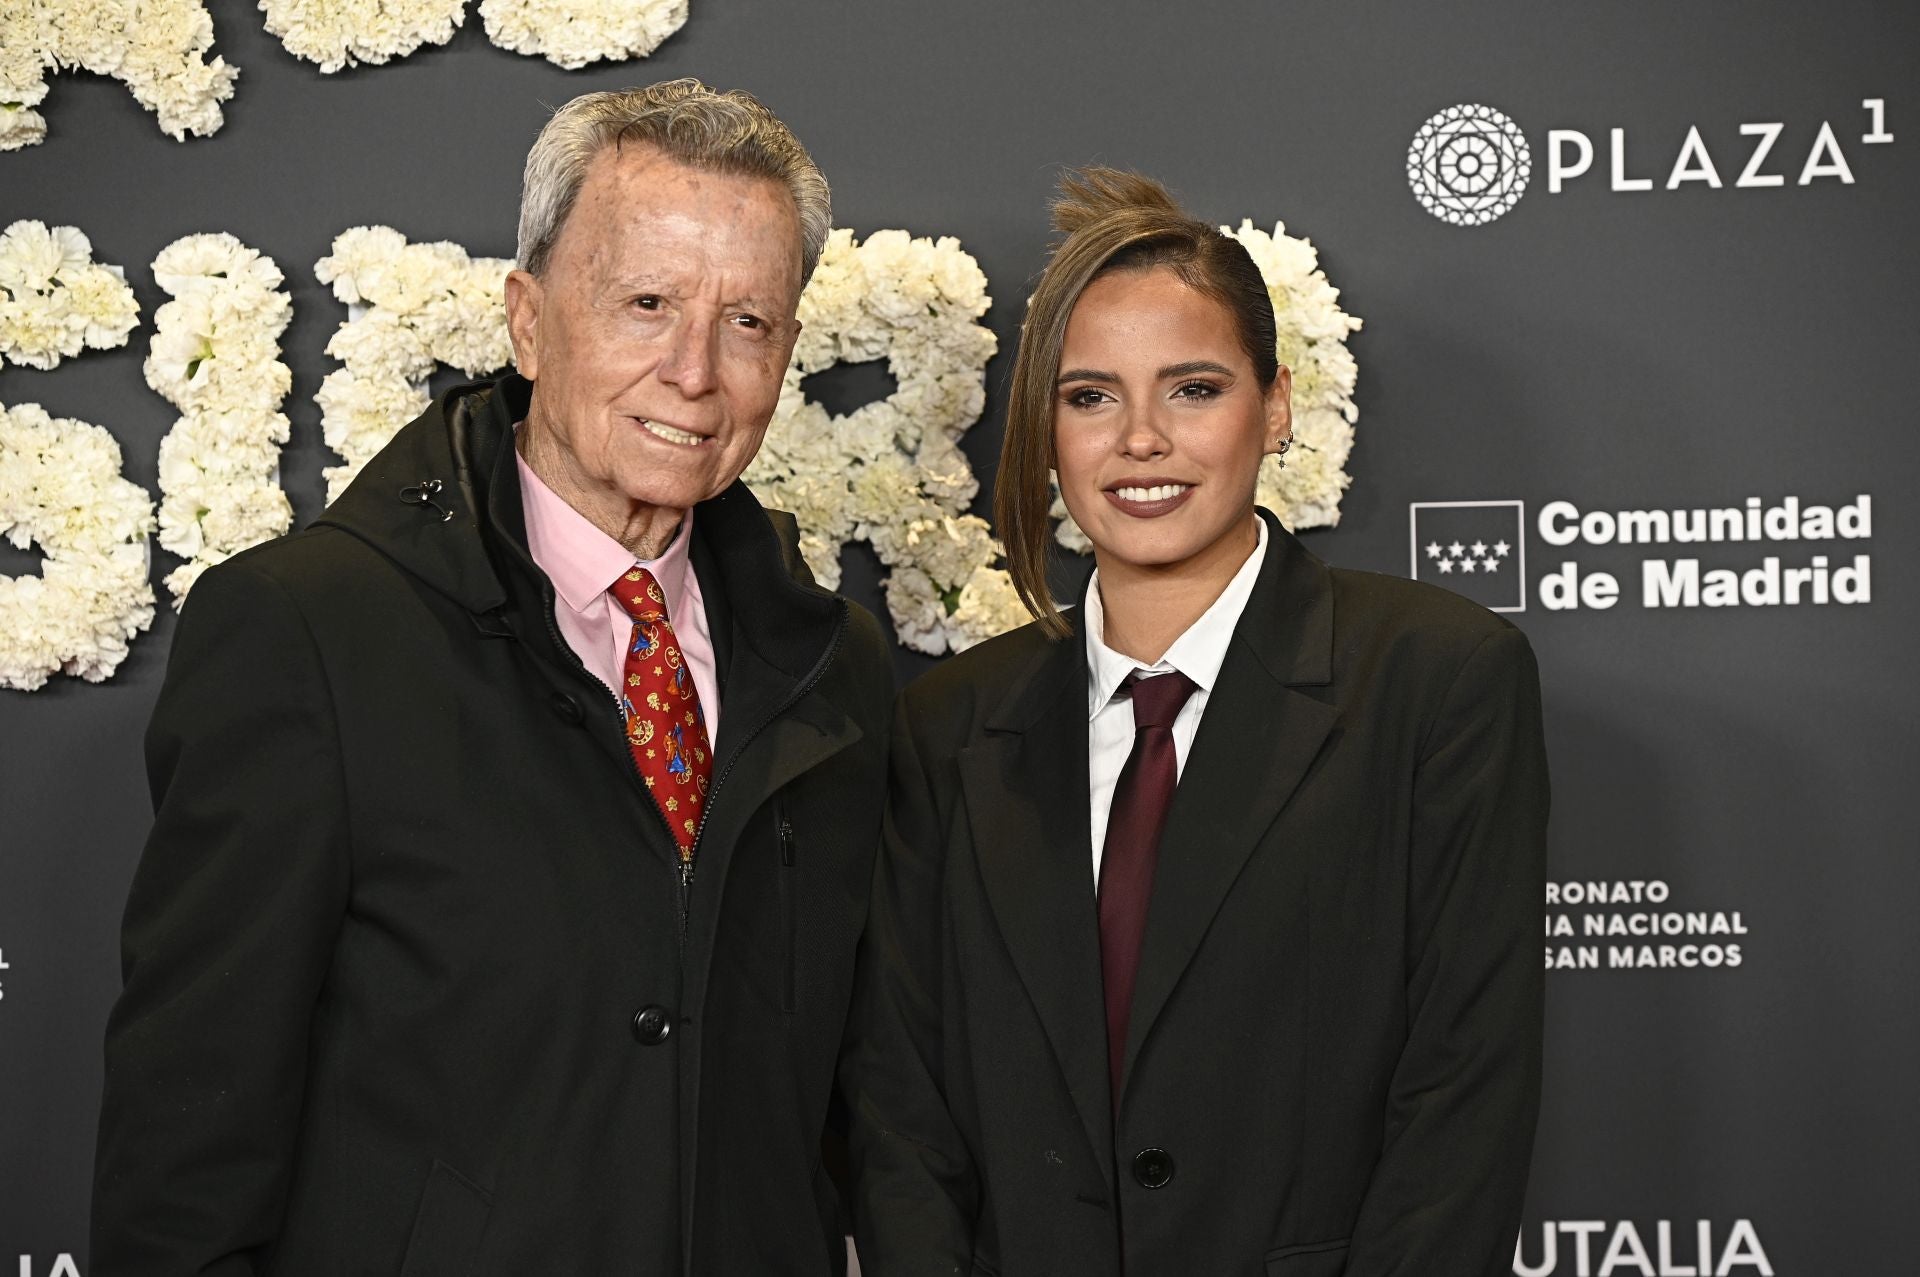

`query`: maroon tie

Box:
[1097,669,1198,1105]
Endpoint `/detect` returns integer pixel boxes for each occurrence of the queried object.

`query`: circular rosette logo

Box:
[1407,104,1532,226]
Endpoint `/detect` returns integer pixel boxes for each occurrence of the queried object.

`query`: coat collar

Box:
[965,508,1340,1147]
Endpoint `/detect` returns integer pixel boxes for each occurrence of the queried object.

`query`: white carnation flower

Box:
[0,402,157,690]
[479,0,688,69]
[146,234,295,608]
[0,221,83,292]
[4,1,233,150]
[313,230,514,499]
[948,567,1030,653]
[882,567,950,656]
[0,221,139,370]
[260,0,466,73]
[745,230,1009,653]
[316,226,412,302]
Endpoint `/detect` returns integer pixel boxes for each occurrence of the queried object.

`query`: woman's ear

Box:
[1263,364,1295,454]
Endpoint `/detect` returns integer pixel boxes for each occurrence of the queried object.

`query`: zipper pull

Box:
[677,856,694,940]
[778,818,795,866]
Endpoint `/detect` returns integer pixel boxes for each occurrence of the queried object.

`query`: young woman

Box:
[841,170,1548,1276]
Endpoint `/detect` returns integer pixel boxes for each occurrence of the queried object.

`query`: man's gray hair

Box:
[517,79,832,284]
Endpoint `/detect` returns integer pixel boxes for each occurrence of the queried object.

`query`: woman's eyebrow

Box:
[1158,359,1234,379]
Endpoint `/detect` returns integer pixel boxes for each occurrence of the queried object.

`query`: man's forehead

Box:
[562,152,801,294]
[583,143,791,219]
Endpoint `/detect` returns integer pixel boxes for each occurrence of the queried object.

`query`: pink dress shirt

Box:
[515,448,722,743]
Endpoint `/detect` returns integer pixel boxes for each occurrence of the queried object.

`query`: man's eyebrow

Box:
[603,272,671,294]
[599,277,793,317]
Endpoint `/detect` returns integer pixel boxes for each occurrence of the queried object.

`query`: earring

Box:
[1276,436,1293,469]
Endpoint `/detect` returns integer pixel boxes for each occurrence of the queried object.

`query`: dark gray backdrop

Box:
[3,2,1915,1271]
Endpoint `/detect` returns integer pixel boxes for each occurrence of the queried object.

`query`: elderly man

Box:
[92,81,890,1274]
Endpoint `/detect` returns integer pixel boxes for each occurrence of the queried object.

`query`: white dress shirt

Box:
[1085,517,1269,880]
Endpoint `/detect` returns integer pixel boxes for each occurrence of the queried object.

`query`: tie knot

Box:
[611,566,668,621]
[1125,669,1196,730]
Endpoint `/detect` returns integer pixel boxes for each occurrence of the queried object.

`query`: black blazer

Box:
[92,377,892,1275]
[841,512,1548,1277]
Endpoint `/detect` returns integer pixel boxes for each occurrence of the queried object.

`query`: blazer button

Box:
[631,1004,673,1044]
[1131,1147,1174,1189]
[551,692,584,725]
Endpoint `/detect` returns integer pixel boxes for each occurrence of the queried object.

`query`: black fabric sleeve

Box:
[1345,626,1550,1277]
[839,694,978,1275]
[91,558,351,1275]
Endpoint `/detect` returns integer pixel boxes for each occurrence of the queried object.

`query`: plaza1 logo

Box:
[1409,496,1873,613]
[1408,98,1893,225]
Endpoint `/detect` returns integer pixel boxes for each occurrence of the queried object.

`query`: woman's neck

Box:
[1094,516,1260,665]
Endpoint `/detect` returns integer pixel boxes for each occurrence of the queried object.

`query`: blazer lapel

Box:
[1120,516,1341,1096]
[960,627,1116,1166]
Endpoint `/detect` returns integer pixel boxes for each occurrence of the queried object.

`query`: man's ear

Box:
[505,269,542,381]
[1263,364,1295,454]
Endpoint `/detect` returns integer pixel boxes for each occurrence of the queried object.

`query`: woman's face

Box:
[1052,266,1291,577]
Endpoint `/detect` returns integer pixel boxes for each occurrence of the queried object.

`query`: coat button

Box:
[550,692,584,725]
[1132,1147,1174,1189]
[631,1005,673,1044]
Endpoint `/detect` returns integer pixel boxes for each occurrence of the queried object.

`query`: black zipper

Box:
[534,591,686,880]
[777,808,797,1014]
[525,576,848,949]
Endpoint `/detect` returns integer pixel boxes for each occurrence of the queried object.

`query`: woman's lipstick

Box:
[1102,481,1195,518]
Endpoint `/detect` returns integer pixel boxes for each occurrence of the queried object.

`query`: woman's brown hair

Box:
[995,167,1279,638]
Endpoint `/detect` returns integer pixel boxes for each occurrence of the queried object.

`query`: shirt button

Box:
[631,1005,673,1044]
[1132,1147,1174,1189]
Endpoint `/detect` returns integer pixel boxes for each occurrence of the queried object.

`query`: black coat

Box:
[92,375,893,1276]
[841,511,1549,1277]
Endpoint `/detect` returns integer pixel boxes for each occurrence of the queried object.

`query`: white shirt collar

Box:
[1084,516,1270,719]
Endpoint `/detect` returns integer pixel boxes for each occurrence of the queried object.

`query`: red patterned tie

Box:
[1097,669,1198,1105]
[610,566,714,865]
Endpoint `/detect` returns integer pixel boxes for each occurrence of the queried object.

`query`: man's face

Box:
[506,144,805,520]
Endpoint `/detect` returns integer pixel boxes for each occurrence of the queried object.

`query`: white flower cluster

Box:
[0,221,139,371]
[744,229,1026,655]
[1228,219,1363,530]
[1,0,236,151]
[0,402,156,691]
[262,0,687,72]
[313,226,513,502]
[479,0,687,69]
[1051,218,1364,552]
[257,0,465,73]
[145,234,295,605]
